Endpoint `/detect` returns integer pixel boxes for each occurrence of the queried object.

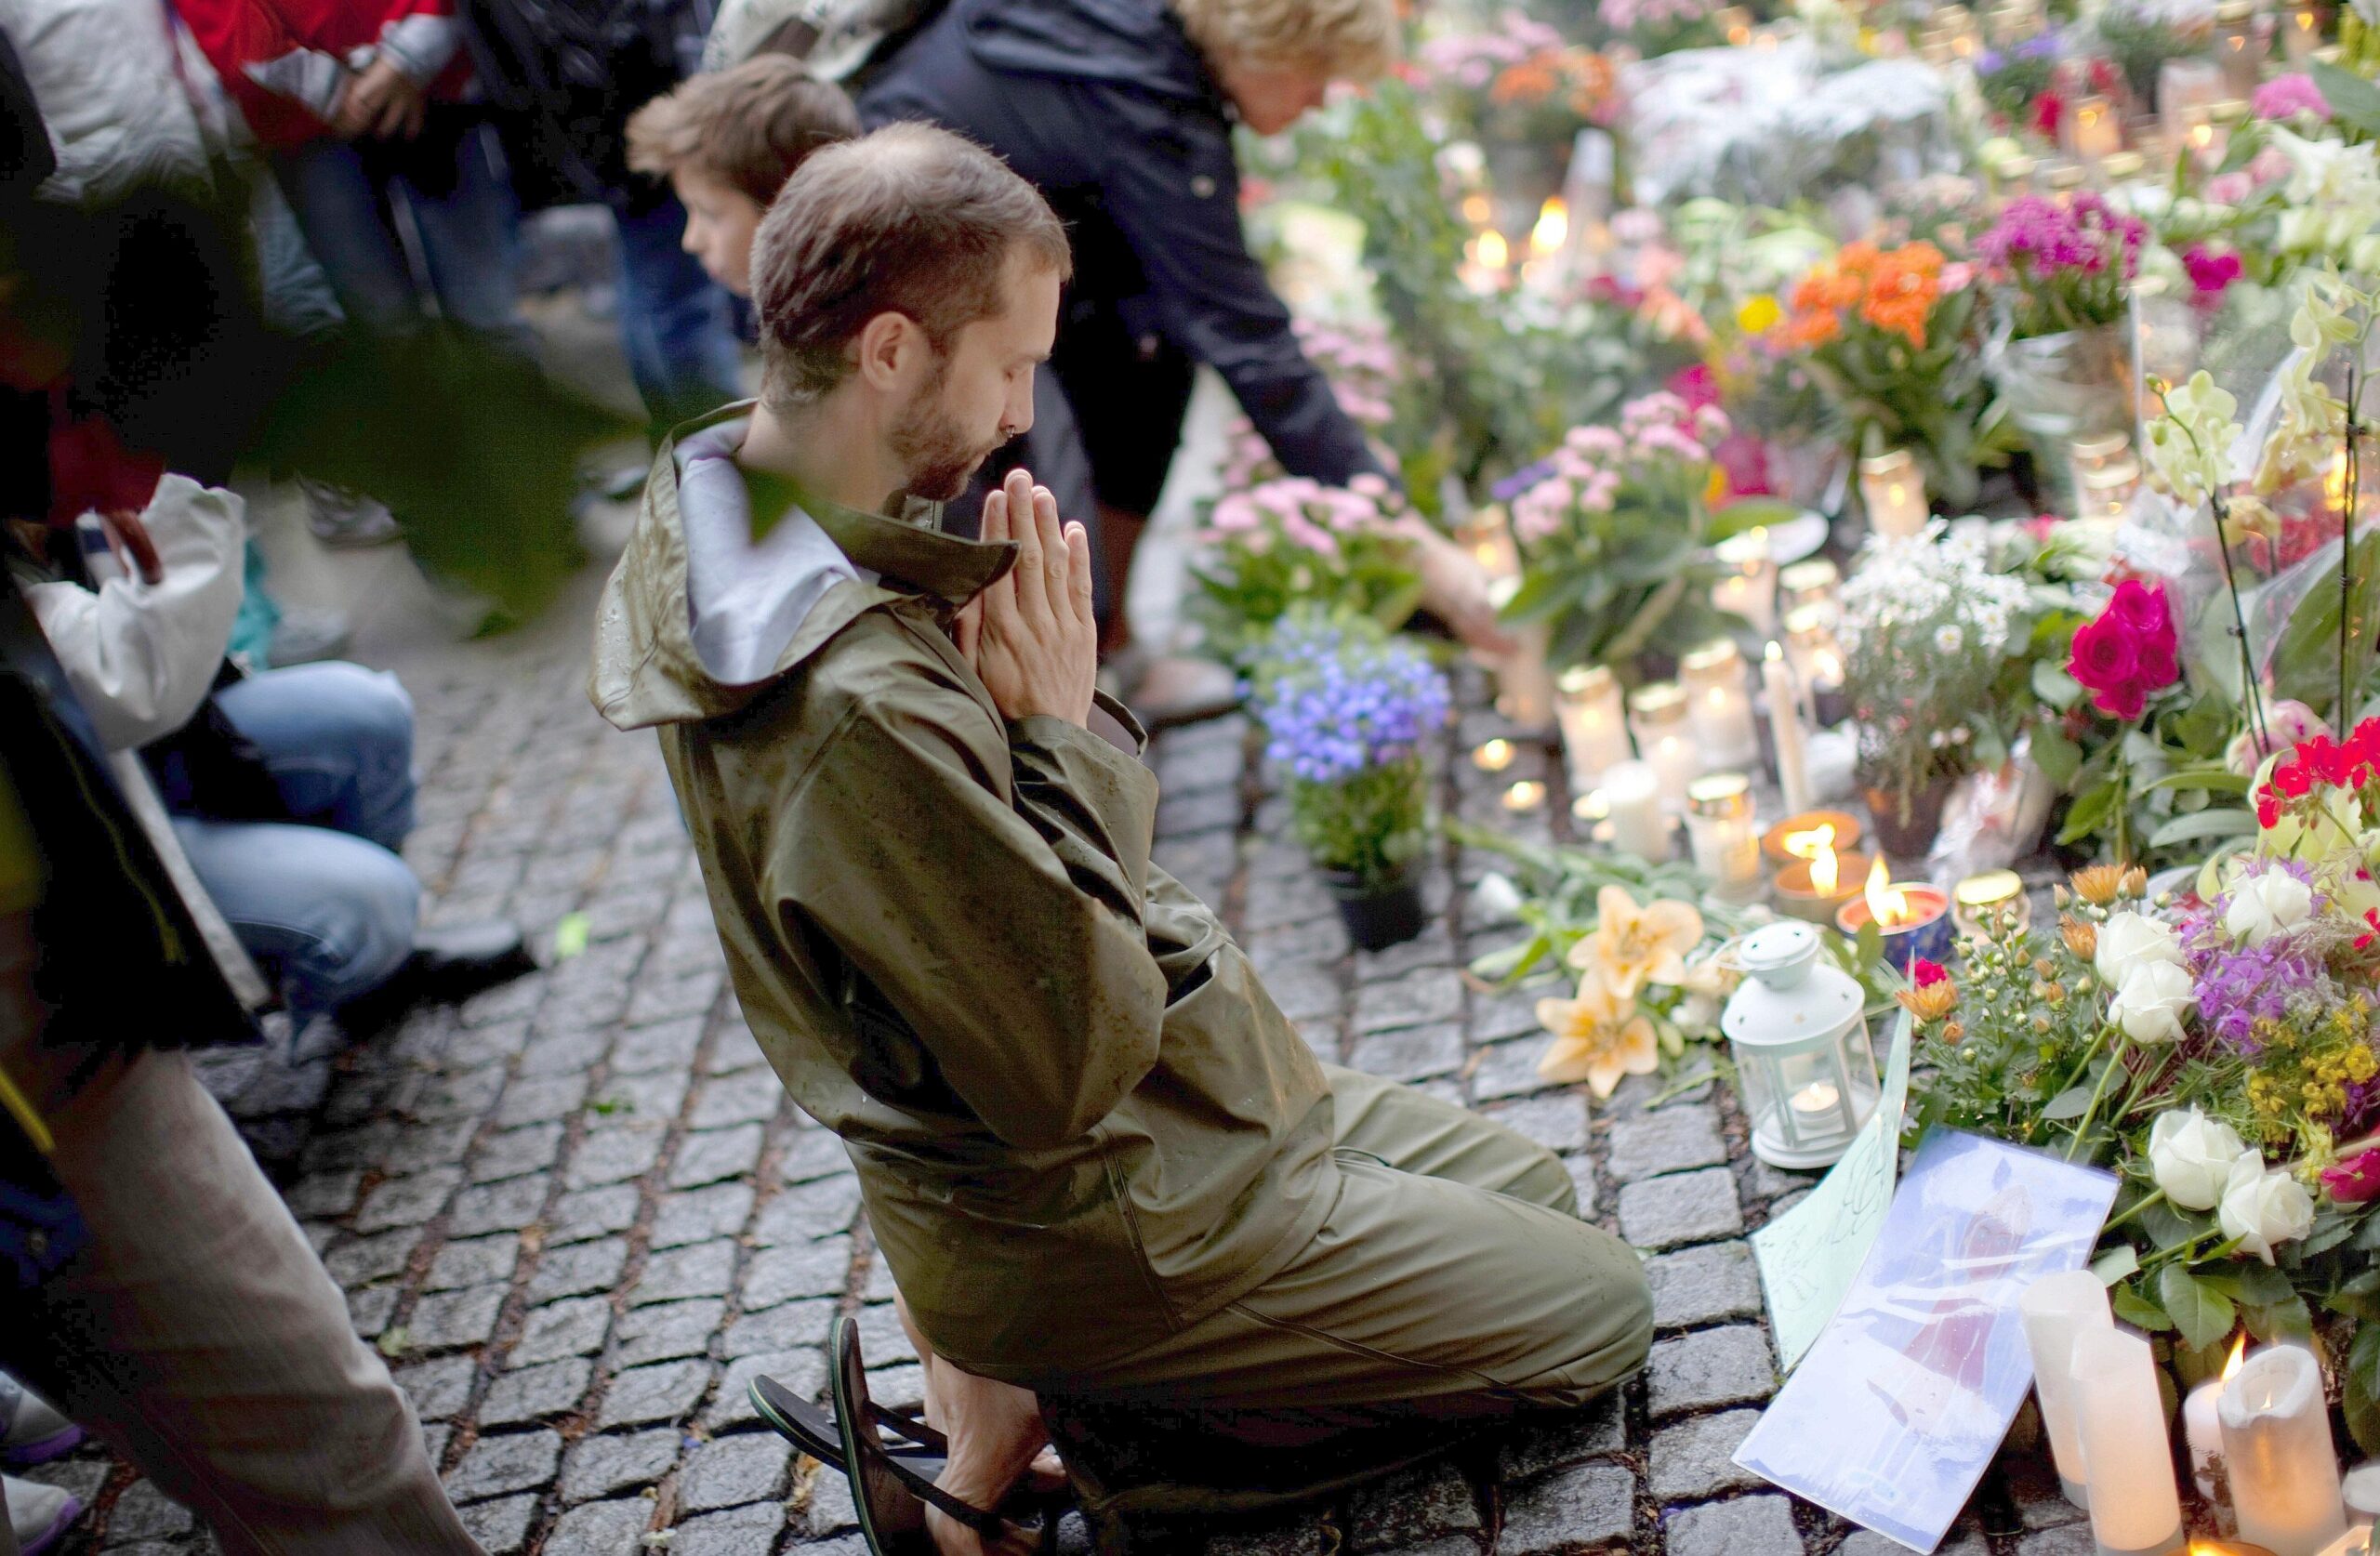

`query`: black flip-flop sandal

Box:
[748,1372,949,1479]
[827,1314,1064,1555]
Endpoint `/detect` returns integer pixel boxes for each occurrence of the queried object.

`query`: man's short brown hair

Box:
[750,123,1073,409]
[626,56,861,206]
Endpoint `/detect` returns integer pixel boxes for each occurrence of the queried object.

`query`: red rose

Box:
[1911,957,1949,987]
[2094,679,2149,720]
[2069,616,2140,692]
[2324,1149,2380,1204]
[2135,640,2179,692]
[2109,579,2170,637]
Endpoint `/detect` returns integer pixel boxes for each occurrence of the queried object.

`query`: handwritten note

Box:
[1752,1010,1912,1371]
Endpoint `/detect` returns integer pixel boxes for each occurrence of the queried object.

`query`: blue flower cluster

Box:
[1256,621,1452,787]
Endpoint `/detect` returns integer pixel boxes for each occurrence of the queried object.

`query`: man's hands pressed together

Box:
[955,469,1098,729]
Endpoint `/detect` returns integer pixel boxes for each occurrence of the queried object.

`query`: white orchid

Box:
[2144,372,2241,510]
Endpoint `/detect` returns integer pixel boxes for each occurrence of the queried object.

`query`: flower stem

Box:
[2343,362,2360,722]
[2209,491,2272,756]
[2065,1034,2131,1163]
[2103,1186,2167,1233]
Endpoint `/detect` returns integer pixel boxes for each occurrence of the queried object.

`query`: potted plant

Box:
[1839,526,2038,857]
[1188,475,1425,668]
[1250,612,1451,950]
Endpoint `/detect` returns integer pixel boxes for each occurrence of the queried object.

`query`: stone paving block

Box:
[394,1355,478,1421]
[1646,1408,1764,1503]
[1495,1398,1625,1481]
[428,1234,521,1292]
[458,1493,537,1554]
[1345,1457,1480,1551]
[1480,1095,1587,1154]
[1604,1069,1714,1119]
[628,969,721,1026]
[1739,1161,1819,1203]
[284,1167,363,1220]
[2014,1529,2096,1556]
[1606,1107,1728,1183]
[710,1350,828,1428]
[106,1478,195,1541]
[1351,969,1463,1035]
[864,1258,899,1302]
[854,1299,920,1365]
[1205,1514,1329,1556]
[650,1182,755,1249]
[706,1026,769,1076]
[513,1295,612,1365]
[564,1125,668,1190]
[721,1299,831,1363]
[1348,1021,1466,1084]
[596,1358,713,1427]
[608,1017,705,1077]
[2005,1454,2087,1529]
[1843,1536,1990,1556]
[347,1285,400,1338]
[1646,1326,1776,1419]
[754,1176,863,1245]
[1564,1155,1598,1218]
[679,1431,793,1511]
[548,1183,641,1246]
[1661,1494,1802,1556]
[353,1167,462,1233]
[1261,964,1342,1024]
[448,1176,552,1238]
[528,1238,629,1304]
[324,1227,422,1287]
[1497,1463,1636,1553]
[631,1239,739,1305]
[1644,1242,1764,1330]
[587,1071,692,1128]
[411,1068,508,1125]
[1468,985,1550,1046]
[444,1430,562,1502]
[743,1235,853,1309]
[778,1128,852,1185]
[1243,916,1348,974]
[1618,1167,1745,1251]
[689,1075,781,1130]
[480,1356,593,1425]
[1240,871,1337,933]
[561,1429,681,1503]
[546,1498,652,1555]
[496,1074,589,1128]
[615,1299,727,1367]
[406,1285,507,1352]
[670,1124,765,1189]
[669,1500,786,1556]
[804,1459,859,1535]
[1470,1037,1555,1102]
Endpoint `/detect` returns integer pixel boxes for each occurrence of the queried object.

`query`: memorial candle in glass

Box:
[1630,683,1701,810]
[1554,665,1632,792]
[2222,1346,2348,1556]
[1711,527,1778,637]
[1858,449,1929,539]
[1680,640,1760,770]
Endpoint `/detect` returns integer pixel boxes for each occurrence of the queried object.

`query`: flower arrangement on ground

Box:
[1534,887,1714,1096]
[1250,611,1450,903]
[1766,239,2006,509]
[1191,475,1427,666]
[1499,392,1745,669]
[1216,318,1416,495]
[1593,0,1724,57]
[1978,193,2147,341]
[1412,12,1620,142]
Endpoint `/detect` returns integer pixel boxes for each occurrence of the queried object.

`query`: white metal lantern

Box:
[1721,921,1880,1169]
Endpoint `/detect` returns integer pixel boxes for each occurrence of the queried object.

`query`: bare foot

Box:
[894,1297,1061,1556]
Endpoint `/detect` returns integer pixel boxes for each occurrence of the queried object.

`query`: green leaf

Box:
[2147,808,2258,849]
[2031,723,2084,788]
[2057,778,2124,847]
[2042,1084,2099,1121]
[552,912,590,961]
[1707,497,1803,540]
[2031,659,2084,713]
[376,1325,411,1360]
[2229,1261,2295,1306]
[2300,1207,2360,1259]
[2314,59,2380,139]
[2245,1294,2317,1344]
[2347,1324,2380,1457]
[2143,766,2252,795]
[2092,1244,2140,1286]
[2112,1283,2175,1332]
[2159,1263,2238,1352]
[1498,568,1571,625]
[2142,1199,2210,1251]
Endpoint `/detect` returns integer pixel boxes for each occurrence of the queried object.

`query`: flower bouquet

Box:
[1250,612,1452,949]
[1412,13,1620,145]
[1978,193,2146,479]
[1190,475,1427,666]
[1215,318,1415,495]
[1765,239,2007,510]
[1499,392,1744,670]
[1593,0,1725,59]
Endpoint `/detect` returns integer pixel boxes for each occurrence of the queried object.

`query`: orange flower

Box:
[1858,244,1943,348]
[1492,59,1559,103]
[1778,307,1841,349]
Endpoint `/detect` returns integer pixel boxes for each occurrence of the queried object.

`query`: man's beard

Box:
[889,358,1000,504]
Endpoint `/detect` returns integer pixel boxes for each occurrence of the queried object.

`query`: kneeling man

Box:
[590,123,1651,1552]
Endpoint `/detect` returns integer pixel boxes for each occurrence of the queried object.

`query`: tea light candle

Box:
[1554,665,1633,792]
[1711,527,1779,638]
[1473,738,1517,773]
[1764,811,1863,866]
[1685,773,1764,900]
[1597,759,1672,860]
[1774,847,1871,925]
[2222,1345,2348,1556]
[1502,780,1547,813]
[2073,1328,2187,1556]
[2188,1338,2252,1511]
[1836,861,1953,971]
[1782,604,1849,726]
[2284,0,2323,64]
[1763,642,1814,815]
[2020,1269,2116,1509]
[1778,558,1840,621]
[1680,640,1760,770]
[1630,682,1702,811]
[1952,869,2031,938]
[1455,505,1522,581]
[2082,457,2145,519]
[2069,93,2122,163]
[2344,1461,2380,1524]
[1859,448,1930,540]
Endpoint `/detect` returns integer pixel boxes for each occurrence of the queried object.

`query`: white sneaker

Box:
[4,1473,82,1555]
[0,1376,76,1466]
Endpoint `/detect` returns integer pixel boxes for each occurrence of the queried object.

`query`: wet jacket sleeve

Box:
[776,685,1169,1150]
[1088,88,1383,489]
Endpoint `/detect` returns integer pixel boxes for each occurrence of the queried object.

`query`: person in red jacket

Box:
[175,0,530,350]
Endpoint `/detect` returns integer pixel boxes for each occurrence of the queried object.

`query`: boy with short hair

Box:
[627,56,861,297]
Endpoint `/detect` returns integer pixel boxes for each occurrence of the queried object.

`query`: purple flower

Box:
[1254,620,1451,787]
[2254,73,2331,121]
[2183,859,2333,1053]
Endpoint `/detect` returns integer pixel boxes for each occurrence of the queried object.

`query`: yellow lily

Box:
[1536,969,1659,1099]
[1566,885,1704,1000]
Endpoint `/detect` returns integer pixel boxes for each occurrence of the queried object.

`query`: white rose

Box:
[2149,1108,2255,1211]
[2226,871,2316,947]
[2096,910,2183,984]
[2111,960,2195,1044]
[2218,1154,2316,1265]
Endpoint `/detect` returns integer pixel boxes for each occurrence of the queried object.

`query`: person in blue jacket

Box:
[858,0,1413,720]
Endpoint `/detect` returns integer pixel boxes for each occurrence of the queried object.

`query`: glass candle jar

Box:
[1777,558,1840,621]
[1782,604,1848,725]
[1686,773,1764,901]
[1629,682,1701,811]
[2283,0,2323,63]
[1858,449,1929,539]
[2215,0,2267,98]
[1710,528,1779,638]
[1680,640,1760,770]
[1554,664,1633,793]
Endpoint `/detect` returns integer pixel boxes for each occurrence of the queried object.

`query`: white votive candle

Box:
[2018,1269,2113,1509]
[2223,1345,2348,1556]
[1680,640,1759,770]
[1858,449,1930,540]
[1762,642,1813,815]
[2072,1327,2184,1556]
[1711,527,1778,638]
[1599,760,1670,860]
[1629,683,1701,813]
[2346,1461,2380,1526]
[1554,664,1632,793]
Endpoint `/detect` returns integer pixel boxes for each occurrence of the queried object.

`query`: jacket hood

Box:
[589,402,1015,732]
[956,0,1215,100]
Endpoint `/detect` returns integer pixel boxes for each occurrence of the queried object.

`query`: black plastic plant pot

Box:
[1322,867,1427,952]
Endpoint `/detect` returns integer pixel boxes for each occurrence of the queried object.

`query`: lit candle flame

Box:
[1864,857,1910,927]
[1811,837,1840,895]
[2223,1332,2247,1382]
[1530,198,1568,259]
[1475,230,1510,271]
[1461,192,1492,227]
[1502,779,1546,812]
[1473,738,1515,772]
[1782,824,1835,860]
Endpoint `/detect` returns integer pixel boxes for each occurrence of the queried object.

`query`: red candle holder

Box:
[1837,882,1952,971]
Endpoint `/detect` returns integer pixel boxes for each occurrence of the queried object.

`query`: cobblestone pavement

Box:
[25,565,2090,1555]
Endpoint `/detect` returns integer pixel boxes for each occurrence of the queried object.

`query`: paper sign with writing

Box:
[1752,1009,1912,1371]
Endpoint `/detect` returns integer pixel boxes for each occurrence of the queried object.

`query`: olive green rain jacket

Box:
[588,408,1338,1382]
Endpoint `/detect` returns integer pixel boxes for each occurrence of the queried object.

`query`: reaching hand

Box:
[335,57,428,140]
[954,470,1097,729]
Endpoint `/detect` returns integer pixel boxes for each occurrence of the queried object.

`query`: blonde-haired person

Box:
[860,0,1510,727]
[627,56,861,297]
